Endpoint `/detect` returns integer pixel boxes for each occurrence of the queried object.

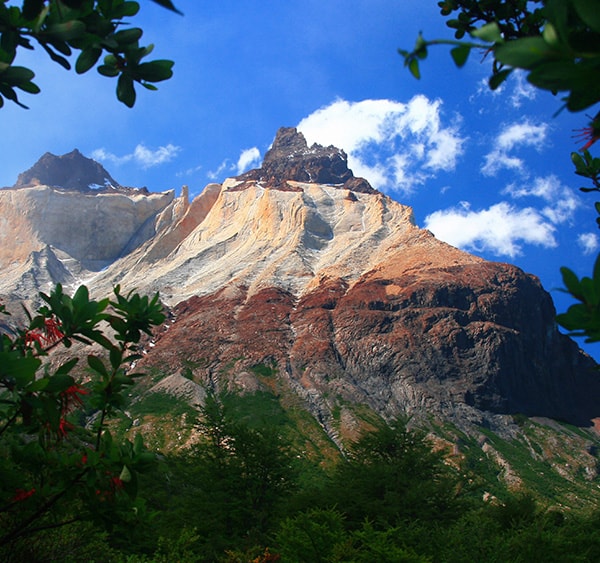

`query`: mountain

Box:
[10,149,124,192]
[0,151,174,296]
[1,129,599,442]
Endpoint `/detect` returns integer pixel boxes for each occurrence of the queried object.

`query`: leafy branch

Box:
[0,0,180,108]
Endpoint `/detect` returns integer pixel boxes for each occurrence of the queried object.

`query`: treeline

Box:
[4,390,600,562]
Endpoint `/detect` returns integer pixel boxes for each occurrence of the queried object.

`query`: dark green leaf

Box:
[55,357,79,376]
[1,29,19,57]
[560,266,583,299]
[117,73,135,107]
[113,27,143,46]
[567,85,600,112]
[408,58,420,79]
[450,45,471,67]
[45,20,86,41]
[489,68,512,90]
[1,65,35,84]
[16,80,40,94]
[0,352,41,386]
[136,59,173,82]
[527,61,595,93]
[22,0,45,21]
[472,22,502,43]
[88,354,108,377]
[109,345,122,371]
[97,64,119,77]
[44,373,75,393]
[0,82,28,108]
[149,0,182,15]
[573,0,600,34]
[76,47,102,74]
[495,37,561,70]
[40,43,71,70]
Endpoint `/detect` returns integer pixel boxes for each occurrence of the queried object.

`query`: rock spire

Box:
[236,127,376,193]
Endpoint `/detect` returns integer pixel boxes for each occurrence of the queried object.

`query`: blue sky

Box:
[1,1,598,359]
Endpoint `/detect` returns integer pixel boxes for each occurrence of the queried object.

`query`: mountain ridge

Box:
[0,128,598,438]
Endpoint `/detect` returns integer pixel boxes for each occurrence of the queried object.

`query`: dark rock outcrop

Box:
[11,149,126,192]
[236,127,377,193]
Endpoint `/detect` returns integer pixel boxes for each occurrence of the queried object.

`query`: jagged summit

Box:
[9,149,129,192]
[235,127,376,193]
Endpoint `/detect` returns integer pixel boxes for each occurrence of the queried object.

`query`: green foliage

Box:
[401,0,600,110]
[90,385,600,561]
[323,419,464,528]
[129,391,196,419]
[0,0,179,108]
[557,253,600,341]
[0,283,165,554]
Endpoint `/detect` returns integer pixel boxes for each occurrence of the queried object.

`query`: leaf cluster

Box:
[0,0,179,108]
[0,283,165,549]
[400,0,600,111]
[557,254,600,341]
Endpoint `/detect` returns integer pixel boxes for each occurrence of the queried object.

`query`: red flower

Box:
[60,384,88,414]
[24,330,44,347]
[43,317,64,343]
[57,418,74,437]
[12,488,36,502]
[110,476,124,491]
[25,316,64,348]
[574,112,600,151]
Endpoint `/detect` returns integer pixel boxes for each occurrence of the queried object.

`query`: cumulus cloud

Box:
[92,143,180,169]
[578,232,600,255]
[424,201,557,258]
[481,121,548,176]
[296,96,465,193]
[207,147,262,180]
[503,175,579,225]
[236,147,261,174]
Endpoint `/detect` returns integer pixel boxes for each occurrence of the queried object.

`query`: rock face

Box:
[1,129,598,435]
[0,151,175,298]
[235,127,376,192]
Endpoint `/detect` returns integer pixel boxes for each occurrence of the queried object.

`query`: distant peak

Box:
[236,127,376,193]
[12,149,123,192]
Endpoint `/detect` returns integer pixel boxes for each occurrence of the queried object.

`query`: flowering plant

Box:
[0,283,165,549]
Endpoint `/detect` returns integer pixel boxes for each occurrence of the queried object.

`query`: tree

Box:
[0,284,165,558]
[400,0,600,343]
[178,390,298,559]
[324,419,464,529]
[0,0,180,108]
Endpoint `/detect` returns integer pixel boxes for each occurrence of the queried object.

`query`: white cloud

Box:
[236,147,261,174]
[92,143,180,169]
[177,164,203,177]
[481,121,548,176]
[578,232,600,255]
[206,148,261,180]
[470,71,536,110]
[503,175,579,225]
[297,96,465,194]
[207,159,230,180]
[509,72,537,108]
[424,201,557,258]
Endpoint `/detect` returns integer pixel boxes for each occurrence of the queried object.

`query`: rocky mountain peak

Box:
[236,127,376,193]
[11,149,123,192]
